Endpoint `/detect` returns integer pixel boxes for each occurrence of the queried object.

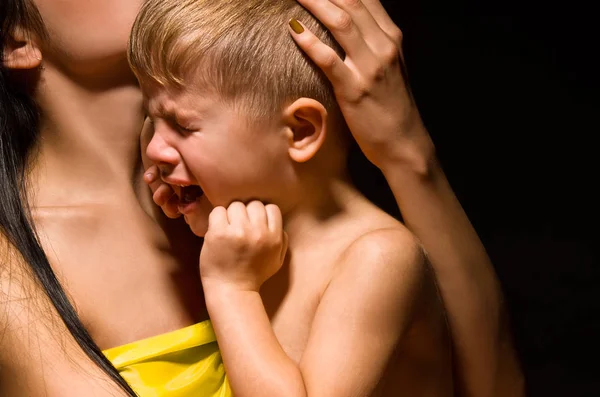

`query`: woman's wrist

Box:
[376,123,438,181]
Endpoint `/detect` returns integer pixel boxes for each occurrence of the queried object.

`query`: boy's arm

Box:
[203,226,427,397]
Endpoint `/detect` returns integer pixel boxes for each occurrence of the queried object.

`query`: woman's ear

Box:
[3,28,42,70]
[282,98,328,163]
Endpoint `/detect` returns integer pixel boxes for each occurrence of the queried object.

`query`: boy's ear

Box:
[282,98,328,163]
[3,28,43,70]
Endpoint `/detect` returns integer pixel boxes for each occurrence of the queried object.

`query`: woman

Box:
[0,0,523,396]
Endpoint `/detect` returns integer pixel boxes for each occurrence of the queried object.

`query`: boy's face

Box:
[143,83,293,236]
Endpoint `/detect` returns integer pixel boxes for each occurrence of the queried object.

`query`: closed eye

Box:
[176,123,195,134]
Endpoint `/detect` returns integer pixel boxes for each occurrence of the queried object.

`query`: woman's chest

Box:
[35,203,207,349]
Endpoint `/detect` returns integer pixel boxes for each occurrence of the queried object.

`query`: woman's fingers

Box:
[329,0,401,66]
[328,0,396,54]
[291,0,405,103]
[292,0,377,65]
[289,19,353,88]
[357,0,403,46]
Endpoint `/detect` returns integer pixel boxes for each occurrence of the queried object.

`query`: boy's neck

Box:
[282,175,362,249]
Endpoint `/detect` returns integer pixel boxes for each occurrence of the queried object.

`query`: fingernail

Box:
[144,172,155,183]
[289,18,304,34]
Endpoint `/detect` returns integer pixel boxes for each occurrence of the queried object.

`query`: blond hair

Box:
[128,0,344,120]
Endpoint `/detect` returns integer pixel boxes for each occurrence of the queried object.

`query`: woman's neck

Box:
[30,65,145,207]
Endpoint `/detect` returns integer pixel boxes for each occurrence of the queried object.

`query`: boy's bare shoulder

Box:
[340,212,424,265]
[335,223,428,300]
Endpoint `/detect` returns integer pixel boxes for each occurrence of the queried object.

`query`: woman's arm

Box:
[289,1,524,396]
[376,129,525,397]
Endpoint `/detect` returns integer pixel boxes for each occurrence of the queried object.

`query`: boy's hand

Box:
[290,0,434,169]
[199,201,288,292]
[141,117,181,218]
[143,165,182,219]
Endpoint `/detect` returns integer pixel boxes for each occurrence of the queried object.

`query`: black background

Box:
[351,2,599,396]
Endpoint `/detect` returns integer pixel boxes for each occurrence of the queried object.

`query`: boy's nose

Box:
[146,131,180,169]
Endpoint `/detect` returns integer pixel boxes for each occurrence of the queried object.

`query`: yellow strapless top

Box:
[103,320,231,397]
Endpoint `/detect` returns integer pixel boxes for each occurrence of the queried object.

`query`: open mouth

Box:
[179,185,204,204]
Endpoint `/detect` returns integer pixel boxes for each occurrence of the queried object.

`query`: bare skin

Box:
[0,0,523,396]
[287,1,525,395]
[149,0,525,394]
[144,79,453,395]
[203,197,453,397]
[30,67,208,348]
[0,1,207,395]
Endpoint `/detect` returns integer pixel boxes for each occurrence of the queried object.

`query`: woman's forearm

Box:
[379,128,523,396]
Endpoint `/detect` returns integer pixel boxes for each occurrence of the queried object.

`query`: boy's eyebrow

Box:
[144,97,202,124]
[143,97,173,119]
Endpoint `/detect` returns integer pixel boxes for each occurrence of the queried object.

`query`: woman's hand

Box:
[199,201,288,293]
[289,0,433,170]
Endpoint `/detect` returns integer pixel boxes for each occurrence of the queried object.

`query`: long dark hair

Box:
[0,1,136,395]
